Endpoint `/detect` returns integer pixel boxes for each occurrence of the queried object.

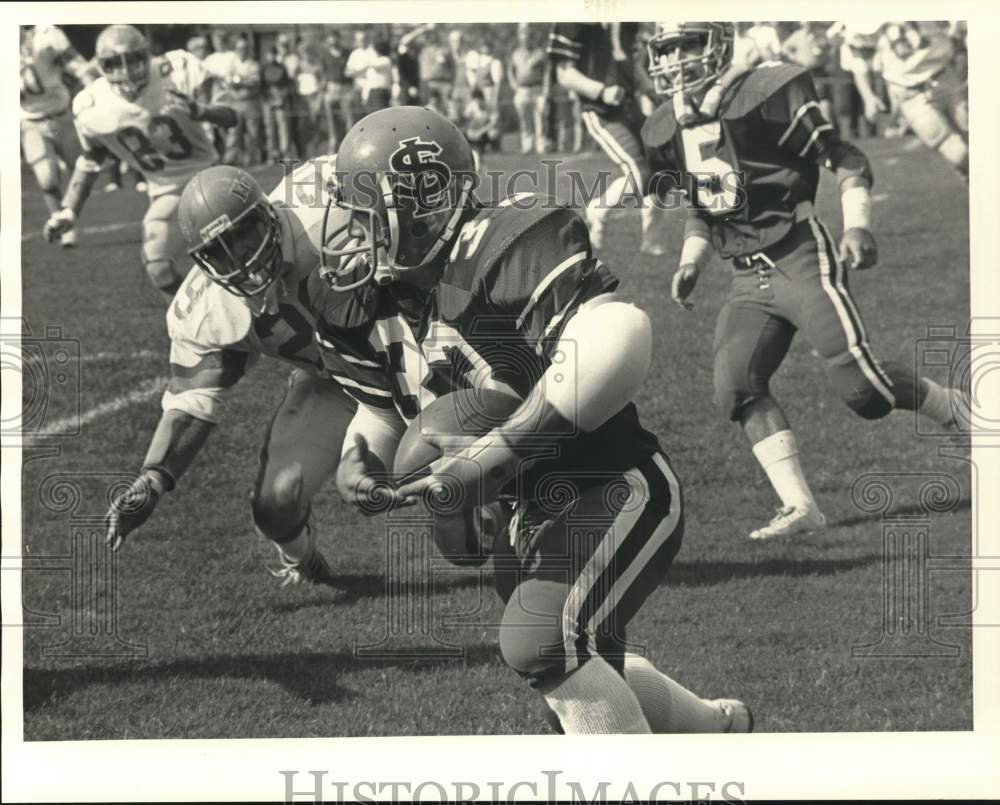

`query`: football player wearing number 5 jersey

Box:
[44,25,237,301]
[643,23,967,541]
[103,158,359,586]
[313,106,752,734]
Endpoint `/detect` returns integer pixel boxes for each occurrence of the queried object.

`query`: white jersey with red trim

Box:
[876,22,954,88]
[162,157,345,423]
[20,25,91,120]
[72,49,218,197]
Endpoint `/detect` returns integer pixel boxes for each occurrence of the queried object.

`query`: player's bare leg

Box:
[740,395,826,541]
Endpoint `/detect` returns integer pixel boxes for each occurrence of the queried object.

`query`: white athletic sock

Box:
[919,379,959,427]
[539,656,651,734]
[623,654,727,733]
[751,429,817,511]
[269,526,313,564]
[586,175,628,232]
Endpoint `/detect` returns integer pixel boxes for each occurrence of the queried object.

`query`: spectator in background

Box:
[463,87,500,169]
[261,46,293,162]
[296,39,327,156]
[745,21,783,63]
[732,22,763,70]
[345,31,373,121]
[471,38,503,131]
[364,37,395,114]
[322,31,351,151]
[420,28,455,111]
[221,36,263,166]
[509,25,548,154]
[397,23,434,104]
[542,61,582,154]
[448,29,476,123]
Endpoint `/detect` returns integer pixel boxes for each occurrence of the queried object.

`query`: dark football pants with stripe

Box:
[712,217,897,422]
[493,451,684,686]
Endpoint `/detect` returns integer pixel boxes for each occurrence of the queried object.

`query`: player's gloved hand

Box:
[164,88,204,121]
[336,434,410,514]
[671,263,700,309]
[839,227,879,270]
[104,472,163,551]
[599,84,626,106]
[43,208,76,243]
[395,431,515,515]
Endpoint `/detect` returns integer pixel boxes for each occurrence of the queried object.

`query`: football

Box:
[392,387,524,481]
[393,387,523,566]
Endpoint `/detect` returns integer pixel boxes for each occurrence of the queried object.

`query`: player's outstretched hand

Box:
[104,475,161,552]
[671,264,700,309]
[839,227,879,270]
[336,434,410,514]
[43,208,75,243]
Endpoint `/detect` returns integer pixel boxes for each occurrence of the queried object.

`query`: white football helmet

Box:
[95,24,151,102]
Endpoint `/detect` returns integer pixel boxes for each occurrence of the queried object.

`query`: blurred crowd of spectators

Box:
[131,21,968,167]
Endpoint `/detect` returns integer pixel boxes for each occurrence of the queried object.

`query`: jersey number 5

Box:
[680,122,743,215]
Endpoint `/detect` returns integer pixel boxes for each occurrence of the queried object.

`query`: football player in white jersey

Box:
[20,25,97,247]
[853,22,968,180]
[103,157,359,585]
[44,25,237,300]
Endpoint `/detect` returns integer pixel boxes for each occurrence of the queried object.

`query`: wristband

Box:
[841,185,872,231]
[140,466,175,495]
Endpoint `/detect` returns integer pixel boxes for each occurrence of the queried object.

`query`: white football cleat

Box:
[103,181,121,193]
[713,699,754,733]
[749,504,826,541]
[268,546,334,587]
[135,180,149,194]
[59,228,78,248]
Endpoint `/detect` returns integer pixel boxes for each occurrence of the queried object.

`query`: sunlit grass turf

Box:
[20,135,971,738]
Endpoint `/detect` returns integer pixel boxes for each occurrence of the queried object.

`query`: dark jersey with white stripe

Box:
[547,22,643,118]
[642,63,873,260]
[308,196,662,499]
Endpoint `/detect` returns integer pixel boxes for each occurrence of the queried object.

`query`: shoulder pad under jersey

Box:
[445,195,564,283]
[641,101,679,149]
[166,268,253,350]
[720,61,812,119]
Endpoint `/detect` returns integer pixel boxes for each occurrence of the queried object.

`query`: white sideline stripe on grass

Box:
[21,220,140,243]
[30,375,168,438]
[81,349,162,364]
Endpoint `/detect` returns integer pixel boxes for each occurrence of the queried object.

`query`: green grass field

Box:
[19,134,972,738]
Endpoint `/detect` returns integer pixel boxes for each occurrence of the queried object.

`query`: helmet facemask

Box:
[648,27,731,99]
[98,49,151,102]
[189,202,283,297]
[322,170,473,292]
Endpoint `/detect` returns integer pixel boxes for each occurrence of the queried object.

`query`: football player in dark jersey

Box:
[642,22,967,540]
[547,22,668,254]
[310,106,751,734]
